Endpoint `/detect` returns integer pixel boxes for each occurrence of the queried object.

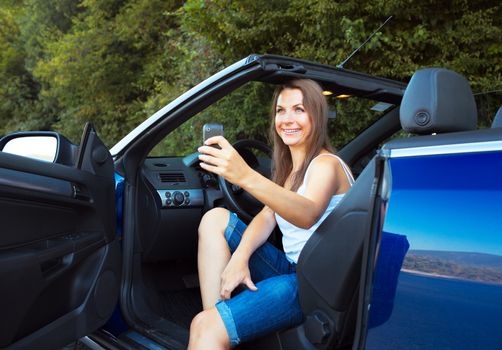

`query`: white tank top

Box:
[275,154,354,263]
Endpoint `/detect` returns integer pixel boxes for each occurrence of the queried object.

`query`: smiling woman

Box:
[190,79,354,349]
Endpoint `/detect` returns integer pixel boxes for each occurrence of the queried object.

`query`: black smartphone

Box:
[202,123,224,147]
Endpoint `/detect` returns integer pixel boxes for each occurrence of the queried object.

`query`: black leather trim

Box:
[0,168,73,198]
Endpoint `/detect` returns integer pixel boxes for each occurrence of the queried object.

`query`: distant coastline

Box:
[401,268,458,280]
[402,251,502,284]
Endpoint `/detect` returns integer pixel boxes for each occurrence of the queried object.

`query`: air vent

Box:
[159,172,186,183]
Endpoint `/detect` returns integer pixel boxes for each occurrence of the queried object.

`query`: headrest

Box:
[492,106,502,128]
[400,68,477,134]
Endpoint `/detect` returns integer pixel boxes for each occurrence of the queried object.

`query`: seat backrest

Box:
[295,158,376,348]
[492,106,502,128]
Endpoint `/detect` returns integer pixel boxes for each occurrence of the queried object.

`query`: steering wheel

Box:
[217,139,272,222]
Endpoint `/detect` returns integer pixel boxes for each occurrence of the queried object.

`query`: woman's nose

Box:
[282,110,294,122]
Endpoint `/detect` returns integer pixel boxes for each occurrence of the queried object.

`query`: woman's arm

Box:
[231,206,277,260]
[219,206,276,299]
[244,156,347,227]
[199,136,350,229]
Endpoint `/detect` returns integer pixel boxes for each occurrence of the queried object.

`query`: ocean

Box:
[366,271,502,349]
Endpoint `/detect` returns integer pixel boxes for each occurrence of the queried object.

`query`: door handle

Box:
[37,240,74,280]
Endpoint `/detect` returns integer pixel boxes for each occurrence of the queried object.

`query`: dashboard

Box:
[138,149,270,262]
[143,157,205,208]
[138,156,222,262]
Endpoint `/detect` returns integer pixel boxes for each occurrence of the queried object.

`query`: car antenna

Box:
[473,89,502,95]
[337,16,393,69]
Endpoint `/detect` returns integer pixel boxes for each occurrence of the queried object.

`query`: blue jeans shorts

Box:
[214,213,304,346]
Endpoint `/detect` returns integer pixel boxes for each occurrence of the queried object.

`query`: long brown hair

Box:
[270,79,333,191]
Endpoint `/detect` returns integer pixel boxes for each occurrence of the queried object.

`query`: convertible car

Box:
[1,55,501,350]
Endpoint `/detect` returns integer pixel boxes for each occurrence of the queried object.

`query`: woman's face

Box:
[274,88,312,150]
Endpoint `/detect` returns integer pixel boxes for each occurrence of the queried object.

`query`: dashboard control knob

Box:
[165,191,171,198]
[202,174,216,187]
[173,191,184,206]
[184,191,190,197]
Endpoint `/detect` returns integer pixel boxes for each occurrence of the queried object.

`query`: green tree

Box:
[0,0,84,136]
[33,0,184,145]
[0,0,500,148]
[0,6,40,135]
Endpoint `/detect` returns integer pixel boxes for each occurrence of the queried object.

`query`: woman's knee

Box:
[190,311,208,334]
[198,208,230,240]
[190,309,230,346]
[189,311,211,347]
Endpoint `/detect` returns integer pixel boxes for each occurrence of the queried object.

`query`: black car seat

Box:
[247,68,477,350]
[492,106,502,128]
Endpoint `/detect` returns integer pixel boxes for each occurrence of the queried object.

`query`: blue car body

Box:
[367,140,502,349]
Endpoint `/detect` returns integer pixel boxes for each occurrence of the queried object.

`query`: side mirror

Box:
[0,132,78,165]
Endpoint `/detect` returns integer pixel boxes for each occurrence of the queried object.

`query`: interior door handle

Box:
[37,240,74,280]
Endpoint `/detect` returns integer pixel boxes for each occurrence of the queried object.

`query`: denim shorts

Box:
[215,213,304,346]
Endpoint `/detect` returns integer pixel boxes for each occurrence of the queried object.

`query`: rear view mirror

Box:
[0,132,77,165]
[2,135,57,162]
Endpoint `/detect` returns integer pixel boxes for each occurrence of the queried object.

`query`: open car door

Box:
[0,124,120,350]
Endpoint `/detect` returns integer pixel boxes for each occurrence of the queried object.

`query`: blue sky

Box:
[383,152,502,256]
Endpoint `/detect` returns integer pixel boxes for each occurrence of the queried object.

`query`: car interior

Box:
[112,60,501,350]
[109,57,408,349]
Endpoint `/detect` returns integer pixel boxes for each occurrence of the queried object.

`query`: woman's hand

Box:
[198,136,254,186]
[219,253,258,300]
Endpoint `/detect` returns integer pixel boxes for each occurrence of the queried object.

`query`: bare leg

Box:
[198,208,231,310]
[188,308,231,350]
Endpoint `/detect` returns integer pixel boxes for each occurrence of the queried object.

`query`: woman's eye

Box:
[295,108,305,113]
[276,108,283,114]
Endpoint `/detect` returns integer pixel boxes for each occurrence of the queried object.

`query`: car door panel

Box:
[0,127,120,349]
[364,130,502,349]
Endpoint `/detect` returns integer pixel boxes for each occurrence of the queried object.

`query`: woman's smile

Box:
[281,128,301,135]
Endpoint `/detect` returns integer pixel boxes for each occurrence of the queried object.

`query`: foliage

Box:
[32,0,185,145]
[181,0,501,129]
[0,6,37,135]
[181,0,501,82]
[0,0,500,148]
